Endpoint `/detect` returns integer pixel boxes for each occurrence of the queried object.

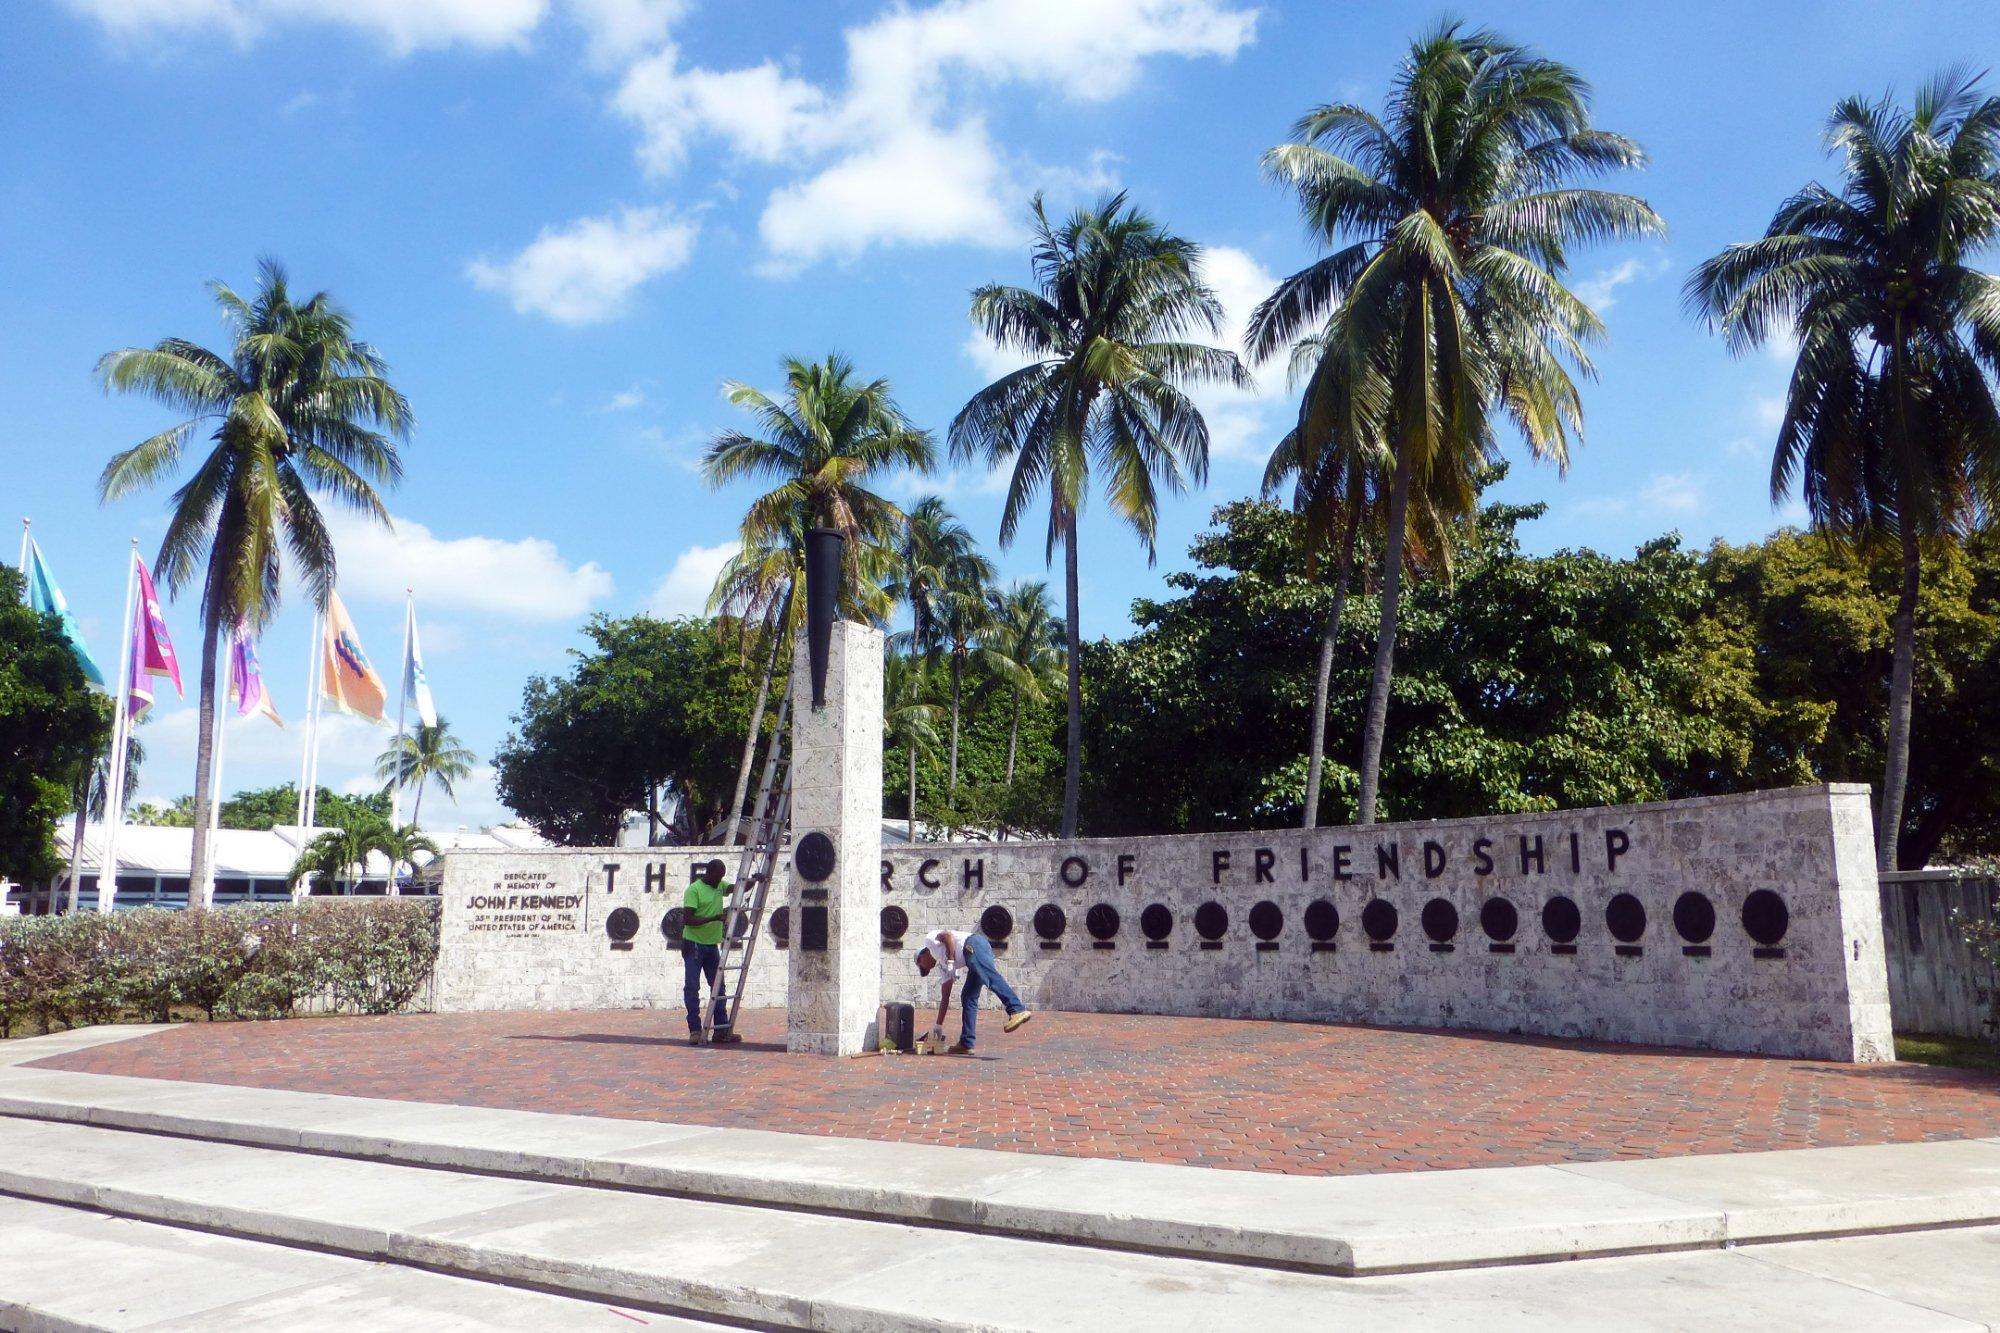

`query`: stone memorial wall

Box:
[435,782,1892,1061]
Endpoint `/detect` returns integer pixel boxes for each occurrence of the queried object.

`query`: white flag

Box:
[405,608,438,729]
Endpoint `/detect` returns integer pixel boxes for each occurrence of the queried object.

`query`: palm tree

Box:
[1688,72,2000,870]
[974,581,1064,784]
[375,822,441,895]
[288,818,386,897]
[889,497,995,789]
[952,192,1249,836]
[374,719,477,827]
[703,353,935,583]
[884,652,944,843]
[891,497,992,655]
[704,355,932,840]
[98,260,411,900]
[707,513,900,845]
[1248,24,1662,823]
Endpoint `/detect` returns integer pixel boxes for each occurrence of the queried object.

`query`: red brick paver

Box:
[33,1010,2000,1176]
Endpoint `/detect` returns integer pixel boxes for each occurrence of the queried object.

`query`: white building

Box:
[30,824,551,911]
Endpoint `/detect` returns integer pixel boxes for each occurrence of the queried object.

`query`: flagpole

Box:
[17,518,28,575]
[96,541,140,914]
[297,610,324,833]
[390,590,412,829]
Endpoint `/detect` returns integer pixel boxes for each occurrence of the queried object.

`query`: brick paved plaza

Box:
[37,1009,2000,1175]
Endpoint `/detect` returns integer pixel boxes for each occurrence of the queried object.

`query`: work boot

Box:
[1004,1010,1034,1033]
[712,1030,743,1045]
[948,1042,974,1055]
[686,1032,702,1047]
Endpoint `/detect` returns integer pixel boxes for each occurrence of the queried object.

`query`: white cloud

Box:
[602,386,646,412]
[136,704,386,805]
[323,511,613,621]
[564,0,684,65]
[1185,244,1284,462]
[611,0,1256,265]
[616,48,837,174]
[963,332,1037,383]
[759,122,1017,267]
[647,542,737,618]
[63,0,549,53]
[467,206,697,325]
[1572,471,1704,521]
[1571,253,1670,313]
[1641,471,1702,514]
[1753,393,1786,430]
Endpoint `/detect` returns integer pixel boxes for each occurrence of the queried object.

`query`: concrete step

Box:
[0,1117,1992,1331]
[2,1063,1999,1276]
[0,1193,712,1331]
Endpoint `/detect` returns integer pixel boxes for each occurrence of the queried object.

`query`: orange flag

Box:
[321,591,387,723]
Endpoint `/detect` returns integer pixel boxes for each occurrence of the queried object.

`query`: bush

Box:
[0,899,440,1034]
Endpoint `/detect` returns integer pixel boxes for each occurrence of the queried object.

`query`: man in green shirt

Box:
[681,859,739,1045]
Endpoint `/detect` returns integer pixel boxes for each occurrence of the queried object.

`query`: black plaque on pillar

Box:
[804,527,845,710]
[799,903,829,952]
[795,830,837,883]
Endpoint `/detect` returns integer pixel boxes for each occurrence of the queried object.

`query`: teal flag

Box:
[25,538,107,688]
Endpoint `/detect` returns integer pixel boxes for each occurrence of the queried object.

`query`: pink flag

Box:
[228,619,284,727]
[127,556,182,720]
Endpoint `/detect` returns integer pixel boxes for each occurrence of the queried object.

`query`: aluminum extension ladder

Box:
[701,677,793,1044]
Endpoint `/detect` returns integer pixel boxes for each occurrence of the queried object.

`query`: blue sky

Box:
[4,0,1995,827]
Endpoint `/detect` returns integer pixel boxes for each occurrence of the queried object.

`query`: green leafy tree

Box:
[1687,72,2000,869]
[494,616,754,846]
[1694,527,2000,867]
[97,260,411,899]
[0,567,108,886]
[215,782,387,831]
[1079,497,1766,834]
[953,192,1248,836]
[1249,23,1662,825]
[374,719,477,826]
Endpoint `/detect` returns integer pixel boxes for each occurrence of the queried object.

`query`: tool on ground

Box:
[702,675,794,1045]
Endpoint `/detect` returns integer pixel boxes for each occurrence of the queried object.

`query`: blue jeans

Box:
[681,940,729,1034]
[957,934,1024,1049]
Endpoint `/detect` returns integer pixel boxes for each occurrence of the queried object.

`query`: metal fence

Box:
[1879,872,2000,1040]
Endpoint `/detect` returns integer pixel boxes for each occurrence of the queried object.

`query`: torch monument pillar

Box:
[785,531,884,1056]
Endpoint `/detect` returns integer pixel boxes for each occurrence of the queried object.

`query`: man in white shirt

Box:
[914,927,1034,1054]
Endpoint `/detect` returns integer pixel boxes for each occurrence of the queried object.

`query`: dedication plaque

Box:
[465,869,585,935]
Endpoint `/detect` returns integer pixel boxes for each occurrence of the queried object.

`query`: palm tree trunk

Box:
[723,587,791,847]
[908,744,918,843]
[1878,522,1921,871]
[1006,687,1021,784]
[63,784,89,914]
[411,776,426,828]
[187,617,221,908]
[1302,491,1363,829]
[1060,509,1083,839]
[948,657,963,790]
[1355,448,1413,826]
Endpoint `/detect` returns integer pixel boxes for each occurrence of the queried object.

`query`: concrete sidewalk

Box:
[2,1029,1998,1274]
[0,1027,1995,1329]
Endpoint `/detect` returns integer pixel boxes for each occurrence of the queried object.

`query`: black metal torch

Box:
[803,527,844,710]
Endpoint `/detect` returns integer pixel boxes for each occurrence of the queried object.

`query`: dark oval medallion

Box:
[795,831,837,883]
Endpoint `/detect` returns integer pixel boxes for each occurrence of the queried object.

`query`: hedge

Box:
[0,898,440,1037]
